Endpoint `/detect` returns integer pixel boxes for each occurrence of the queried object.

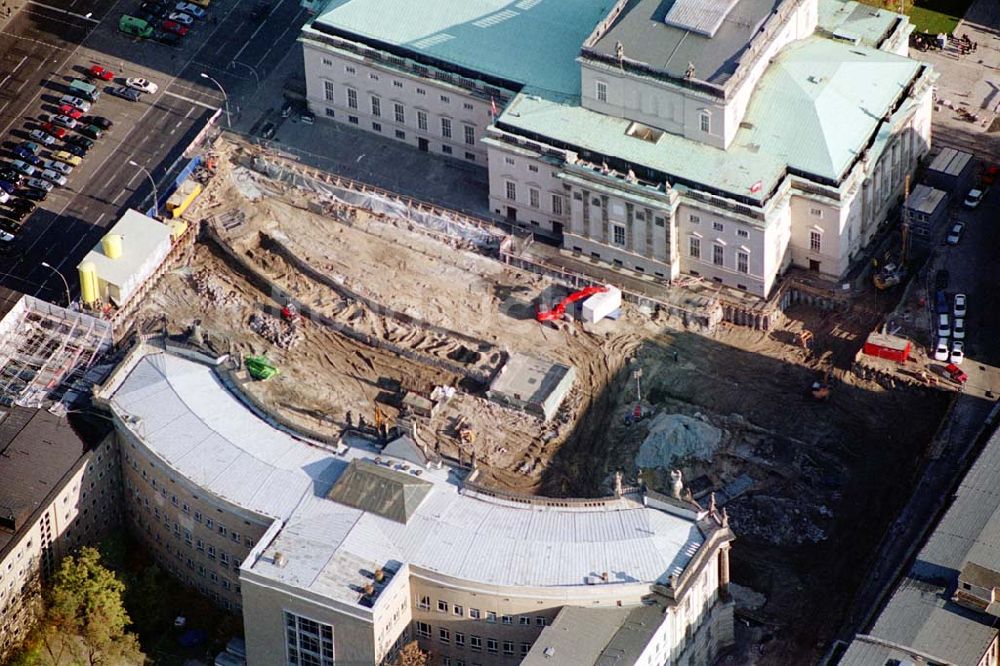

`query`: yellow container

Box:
[169,219,188,240]
[78,262,98,306]
[101,234,123,259]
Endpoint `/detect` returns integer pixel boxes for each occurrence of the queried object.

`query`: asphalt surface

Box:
[0,0,307,303]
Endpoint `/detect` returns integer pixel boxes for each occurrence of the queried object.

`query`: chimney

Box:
[601,571,609,583]
[671,469,684,499]
[273,552,287,568]
[374,568,385,583]
[364,582,375,597]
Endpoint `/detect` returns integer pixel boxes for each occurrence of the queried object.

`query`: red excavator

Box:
[535,285,608,322]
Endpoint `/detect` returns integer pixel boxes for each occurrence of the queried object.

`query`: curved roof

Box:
[109,352,705,604]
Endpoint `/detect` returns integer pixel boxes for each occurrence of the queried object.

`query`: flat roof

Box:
[928,147,973,177]
[0,409,105,555]
[522,606,634,665]
[108,352,706,607]
[500,36,920,198]
[906,184,947,215]
[309,0,612,97]
[817,0,903,47]
[78,209,173,289]
[590,0,783,85]
[489,352,573,407]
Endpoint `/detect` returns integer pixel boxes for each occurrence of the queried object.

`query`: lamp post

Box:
[40,261,71,307]
[230,61,259,86]
[200,72,231,128]
[128,160,159,216]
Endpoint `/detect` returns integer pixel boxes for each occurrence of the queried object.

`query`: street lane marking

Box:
[163,89,218,111]
[27,1,100,22]
[232,0,285,62]
[11,56,27,73]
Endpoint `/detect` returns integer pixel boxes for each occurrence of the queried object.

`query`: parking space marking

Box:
[11,56,27,73]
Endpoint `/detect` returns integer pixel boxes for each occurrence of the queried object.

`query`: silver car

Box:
[24,177,52,192]
[27,130,55,146]
[41,159,72,176]
[39,169,67,186]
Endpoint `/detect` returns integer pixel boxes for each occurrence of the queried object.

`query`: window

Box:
[505,181,516,201]
[535,616,546,626]
[529,188,539,208]
[231,531,240,544]
[393,80,403,88]
[487,639,498,654]
[810,207,823,217]
[465,151,475,161]
[737,229,749,238]
[371,96,381,117]
[369,73,379,80]
[810,231,822,253]
[322,58,332,66]
[689,237,701,259]
[737,251,749,274]
[440,95,450,103]
[689,214,700,224]
[700,112,711,133]
[596,80,607,103]
[417,110,427,131]
[373,122,382,132]
[347,88,357,109]
[394,103,405,123]
[220,552,230,565]
[470,636,482,651]
[285,612,334,666]
[551,194,563,215]
[713,244,724,266]
[345,65,355,74]
[454,605,464,617]
[486,611,497,623]
[655,216,665,227]
[439,628,451,644]
[442,145,452,154]
[501,615,512,625]
[438,600,448,613]
[504,156,515,166]
[519,617,531,626]
[612,224,626,247]
[207,546,216,560]
[182,503,190,514]
[455,632,465,647]
[218,524,227,537]
[418,596,430,611]
[205,518,213,529]
[171,495,178,507]
[349,115,358,124]
[441,118,452,138]
[324,81,335,102]
[416,622,431,639]
[503,641,514,656]
[417,88,426,95]
[521,643,531,657]
[196,539,204,551]
[395,130,406,139]
[463,102,474,111]
[464,125,475,146]
[469,608,481,620]
[713,222,724,231]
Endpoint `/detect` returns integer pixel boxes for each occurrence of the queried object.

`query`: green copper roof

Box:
[499,37,921,199]
[311,0,614,97]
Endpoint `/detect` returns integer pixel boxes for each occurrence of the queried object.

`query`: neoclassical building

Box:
[94,347,735,665]
[299,0,934,296]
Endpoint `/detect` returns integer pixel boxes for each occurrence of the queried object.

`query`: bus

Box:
[119,15,153,39]
[67,79,100,103]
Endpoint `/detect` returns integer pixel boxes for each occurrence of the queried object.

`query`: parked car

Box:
[19,141,41,155]
[934,268,950,290]
[109,86,142,102]
[0,227,17,249]
[935,290,948,315]
[126,77,159,94]
[12,147,41,165]
[167,10,195,23]
[946,221,965,245]
[83,116,112,131]
[0,165,21,181]
[261,122,276,139]
[62,142,87,158]
[50,114,78,130]
[937,313,951,339]
[160,20,188,36]
[19,187,47,201]
[188,0,210,8]
[0,190,9,204]
[963,188,987,208]
[174,2,205,17]
[140,0,171,14]
[954,293,967,318]
[41,159,72,176]
[0,180,17,194]
[39,123,67,139]
[38,169,67,186]
[983,165,999,186]
[153,30,182,46]
[945,362,968,384]
[65,134,94,151]
[281,102,293,119]
[79,124,103,140]
[10,160,34,177]
[951,341,965,365]
[87,65,115,81]
[28,130,55,146]
[7,198,33,214]
[23,177,52,192]
[59,96,91,112]
[4,206,29,221]
[51,150,82,166]
[57,104,84,119]
[933,338,949,361]
[300,111,315,125]
[953,318,966,341]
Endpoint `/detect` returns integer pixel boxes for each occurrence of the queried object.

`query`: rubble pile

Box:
[248,312,304,349]
[635,413,723,469]
[727,495,829,546]
[190,269,239,308]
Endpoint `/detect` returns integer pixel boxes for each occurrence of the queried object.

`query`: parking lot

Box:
[0,0,306,302]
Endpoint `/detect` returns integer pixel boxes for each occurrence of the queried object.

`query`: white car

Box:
[41,159,72,176]
[951,341,965,365]
[964,188,987,208]
[175,2,206,18]
[937,313,951,339]
[954,293,967,318]
[126,78,159,95]
[946,221,965,245]
[933,338,950,361]
[0,191,9,204]
[39,169,67,186]
[167,11,194,24]
[953,318,966,341]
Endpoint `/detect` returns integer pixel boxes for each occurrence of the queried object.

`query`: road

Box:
[0,0,306,303]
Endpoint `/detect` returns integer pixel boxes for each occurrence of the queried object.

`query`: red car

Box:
[88,65,115,81]
[945,362,968,384]
[982,164,999,186]
[57,104,83,119]
[39,122,67,139]
[161,20,189,36]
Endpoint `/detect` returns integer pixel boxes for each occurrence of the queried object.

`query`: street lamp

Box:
[200,72,231,128]
[40,261,71,307]
[128,160,159,216]
[230,61,260,86]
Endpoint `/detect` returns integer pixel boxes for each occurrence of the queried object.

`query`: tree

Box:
[392,641,430,666]
[41,547,144,665]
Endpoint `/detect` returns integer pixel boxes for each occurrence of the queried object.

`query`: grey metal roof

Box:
[928,148,973,177]
[664,0,740,37]
[326,459,433,524]
[522,606,634,665]
[906,184,947,216]
[597,603,669,664]
[590,0,784,85]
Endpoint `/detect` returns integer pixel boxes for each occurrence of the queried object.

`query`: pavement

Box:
[912,0,1000,162]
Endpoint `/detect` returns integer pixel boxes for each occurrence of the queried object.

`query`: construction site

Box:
[118,136,952,663]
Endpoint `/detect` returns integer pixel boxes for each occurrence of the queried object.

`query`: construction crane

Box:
[535,285,608,322]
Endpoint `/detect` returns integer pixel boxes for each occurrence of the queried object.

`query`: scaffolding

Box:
[0,296,113,408]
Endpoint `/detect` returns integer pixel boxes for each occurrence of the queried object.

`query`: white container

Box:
[581,286,622,323]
